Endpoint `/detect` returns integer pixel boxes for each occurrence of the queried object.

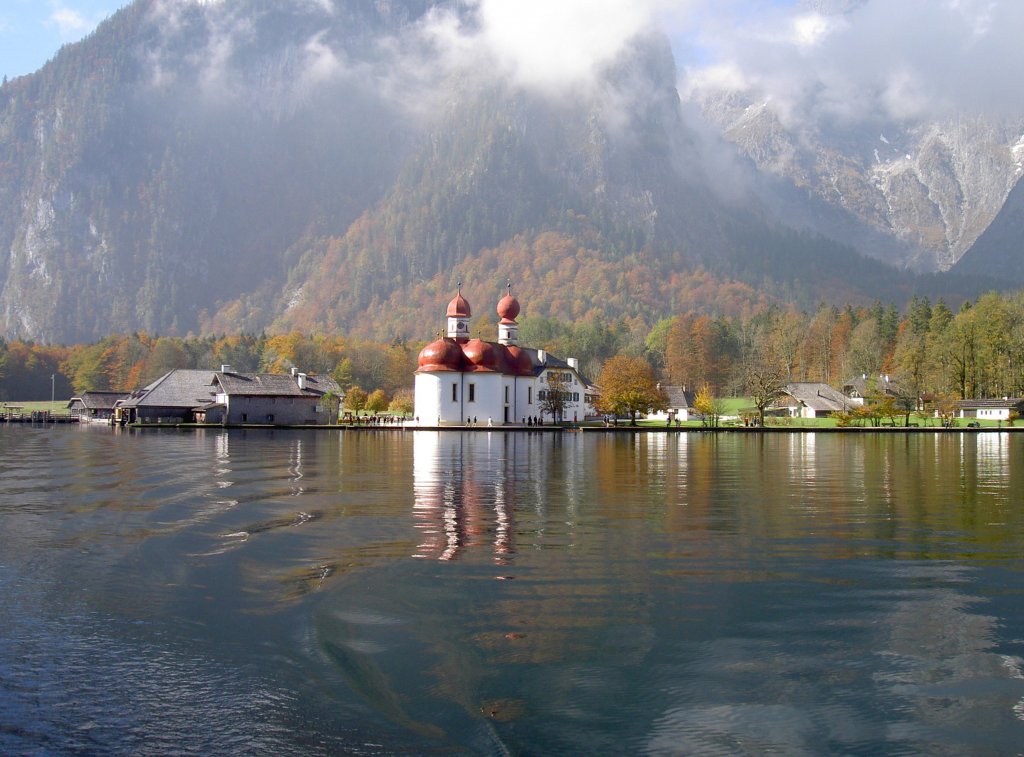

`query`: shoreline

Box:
[101,422,1024,433]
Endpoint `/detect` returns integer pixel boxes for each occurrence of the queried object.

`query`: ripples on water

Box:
[2,426,1024,755]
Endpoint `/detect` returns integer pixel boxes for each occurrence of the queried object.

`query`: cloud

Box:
[474,0,668,92]
[683,0,1024,125]
[135,0,1023,130]
[48,4,98,40]
[414,0,697,96]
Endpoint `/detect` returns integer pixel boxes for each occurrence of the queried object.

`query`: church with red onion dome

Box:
[414,284,597,426]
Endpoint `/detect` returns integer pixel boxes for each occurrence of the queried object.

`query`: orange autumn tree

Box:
[595,355,667,425]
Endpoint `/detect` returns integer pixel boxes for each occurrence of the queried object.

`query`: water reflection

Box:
[413,432,570,563]
[4,427,1024,755]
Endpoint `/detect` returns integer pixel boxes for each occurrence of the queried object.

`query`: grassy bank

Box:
[2,400,72,414]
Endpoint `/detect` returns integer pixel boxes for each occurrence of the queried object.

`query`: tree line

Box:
[0,332,418,405]
[646,292,1024,402]
[1,290,1022,408]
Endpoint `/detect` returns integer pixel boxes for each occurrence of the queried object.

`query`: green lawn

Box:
[631,398,1019,429]
[720,396,754,415]
[2,400,73,414]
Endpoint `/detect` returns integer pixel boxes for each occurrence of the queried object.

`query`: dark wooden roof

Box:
[527,350,594,387]
[956,398,1024,410]
[778,383,850,413]
[213,372,341,398]
[658,384,696,409]
[841,375,906,398]
[118,369,218,409]
[66,391,130,410]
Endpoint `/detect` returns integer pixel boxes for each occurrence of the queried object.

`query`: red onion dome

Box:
[417,338,464,372]
[463,339,508,373]
[446,292,471,318]
[496,293,520,324]
[504,345,535,376]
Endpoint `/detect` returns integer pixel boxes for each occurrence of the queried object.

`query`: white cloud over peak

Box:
[472,0,671,91]
[48,5,97,40]
[684,0,1024,125]
[135,0,1023,129]
[413,0,697,95]
[790,13,838,48]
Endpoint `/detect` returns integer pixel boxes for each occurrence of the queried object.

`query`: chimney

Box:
[291,367,298,377]
[568,357,579,371]
[220,365,233,373]
[538,349,547,364]
[297,372,307,390]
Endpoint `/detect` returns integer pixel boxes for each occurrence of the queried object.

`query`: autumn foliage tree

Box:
[343,386,368,414]
[595,355,667,425]
[693,383,725,428]
[365,389,390,414]
[389,388,415,416]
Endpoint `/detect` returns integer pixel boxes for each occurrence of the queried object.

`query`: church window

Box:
[468,383,476,402]
[452,383,458,402]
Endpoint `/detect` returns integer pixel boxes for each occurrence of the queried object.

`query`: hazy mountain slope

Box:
[0,0,1009,345]
[686,85,1024,272]
[257,33,942,339]
[0,0,431,342]
[952,179,1024,284]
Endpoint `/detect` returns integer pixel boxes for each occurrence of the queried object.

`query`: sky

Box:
[0,0,127,80]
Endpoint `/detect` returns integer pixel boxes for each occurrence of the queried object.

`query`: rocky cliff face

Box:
[688,85,1024,271]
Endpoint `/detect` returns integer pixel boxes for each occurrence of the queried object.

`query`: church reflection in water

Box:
[412,431,518,563]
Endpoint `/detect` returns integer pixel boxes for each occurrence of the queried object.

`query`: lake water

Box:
[2,425,1024,755]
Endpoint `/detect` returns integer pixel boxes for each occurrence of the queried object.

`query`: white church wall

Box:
[463,372,505,425]
[414,373,443,425]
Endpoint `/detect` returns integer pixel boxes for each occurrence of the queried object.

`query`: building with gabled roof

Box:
[841,374,910,406]
[114,368,340,425]
[67,391,130,422]
[954,397,1024,421]
[115,369,219,424]
[772,382,851,418]
[210,369,340,425]
[646,384,698,423]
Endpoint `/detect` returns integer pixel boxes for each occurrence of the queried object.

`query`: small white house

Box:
[841,374,908,407]
[772,382,850,419]
[955,398,1024,421]
[646,384,698,422]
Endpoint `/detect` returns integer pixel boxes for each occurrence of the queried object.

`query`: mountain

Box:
[685,83,1024,273]
[0,0,430,343]
[0,0,1010,345]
